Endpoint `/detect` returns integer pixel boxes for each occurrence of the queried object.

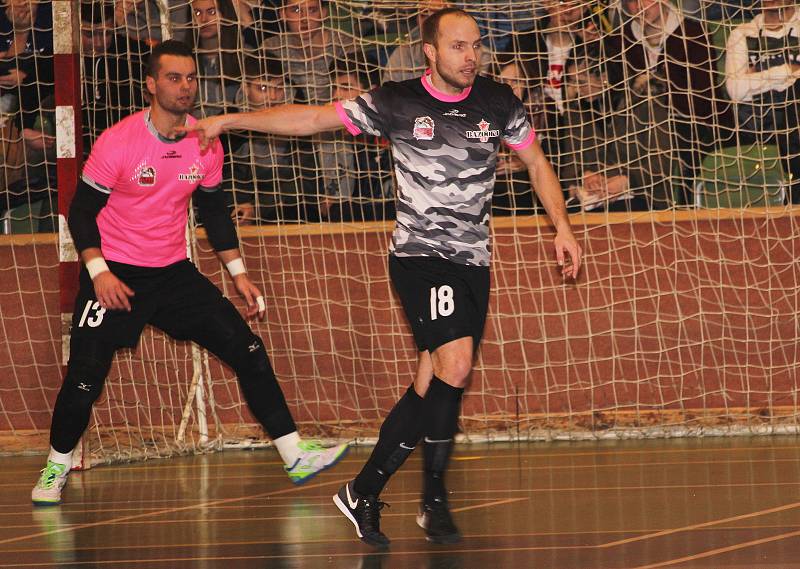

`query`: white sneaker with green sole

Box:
[285,441,350,485]
[31,460,69,506]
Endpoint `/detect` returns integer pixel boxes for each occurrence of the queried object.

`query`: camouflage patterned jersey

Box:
[334,71,535,267]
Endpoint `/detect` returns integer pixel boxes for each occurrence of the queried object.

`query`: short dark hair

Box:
[329,57,372,89]
[421,7,472,48]
[147,40,194,78]
[80,1,114,25]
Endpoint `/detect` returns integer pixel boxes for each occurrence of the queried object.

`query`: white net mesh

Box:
[2,0,800,466]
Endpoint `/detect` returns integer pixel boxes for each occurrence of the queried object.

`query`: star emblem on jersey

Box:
[465,119,500,143]
[179,164,204,183]
[413,116,435,140]
[137,164,156,186]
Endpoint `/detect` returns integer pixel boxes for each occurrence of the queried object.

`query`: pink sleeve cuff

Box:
[334,101,362,136]
[505,128,536,151]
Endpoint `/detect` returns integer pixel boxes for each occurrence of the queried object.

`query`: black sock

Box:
[354,385,424,497]
[422,376,464,504]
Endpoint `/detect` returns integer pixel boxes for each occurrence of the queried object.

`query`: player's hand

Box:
[231,202,256,225]
[174,115,228,152]
[554,229,582,280]
[233,274,266,321]
[93,272,135,312]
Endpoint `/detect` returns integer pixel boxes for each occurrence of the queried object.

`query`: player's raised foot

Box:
[417,496,461,544]
[333,480,390,548]
[31,460,69,506]
[285,440,350,485]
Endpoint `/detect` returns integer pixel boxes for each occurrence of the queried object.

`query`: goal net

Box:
[2,0,800,467]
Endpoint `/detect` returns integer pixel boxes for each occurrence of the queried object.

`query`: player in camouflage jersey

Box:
[183,7,582,547]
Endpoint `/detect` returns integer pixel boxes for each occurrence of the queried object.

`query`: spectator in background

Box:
[614,0,734,149]
[384,0,493,83]
[606,0,734,207]
[229,0,281,48]
[0,0,53,132]
[492,61,542,215]
[559,51,637,211]
[320,58,393,222]
[81,2,149,151]
[510,0,614,115]
[262,0,357,104]
[115,0,192,46]
[187,0,246,118]
[0,0,54,223]
[725,0,800,202]
[228,56,317,223]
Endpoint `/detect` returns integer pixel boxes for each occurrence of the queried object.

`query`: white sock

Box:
[47,447,73,470]
[273,432,302,467]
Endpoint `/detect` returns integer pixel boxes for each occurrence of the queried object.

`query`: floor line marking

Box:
[0,476,349,547]
[629,528,800,569]
[599,500,800,548]
[451,497,528,513]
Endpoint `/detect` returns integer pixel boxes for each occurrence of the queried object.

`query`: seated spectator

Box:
[262,0,358,104]
[189,0,245,117]
[725,0,800,202]
[0,0,53,133]
[228,56,319,223]
[383,0,493,83]
[80,2,149,151]
[115,0,192,46]
[320,58,393,222]
[510,0,615,115]
[559,53,637,212]
[492,61,541,215]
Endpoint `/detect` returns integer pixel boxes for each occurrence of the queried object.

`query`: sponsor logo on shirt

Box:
[443,108,466,117]
[413,116,435,140]
[178,164,204,183]
[465,119,500,143]
[138,165,156,186]
[161,150,182,159]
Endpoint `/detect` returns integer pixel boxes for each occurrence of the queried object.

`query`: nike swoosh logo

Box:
[346,483,358,509]
[424,437,452,444]
[399,443,415,450]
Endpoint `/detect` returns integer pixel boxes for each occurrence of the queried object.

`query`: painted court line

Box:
[630,528,800,569]
[0,477,349,547]
[600,500,800,548]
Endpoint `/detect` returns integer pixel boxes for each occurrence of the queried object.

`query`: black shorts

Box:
[389,255,490,353]
[70,259,232,349]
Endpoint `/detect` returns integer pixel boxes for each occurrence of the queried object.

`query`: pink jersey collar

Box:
[144,109,189,144]
[421,70,472,103]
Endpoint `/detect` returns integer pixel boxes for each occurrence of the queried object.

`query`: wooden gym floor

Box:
[2,437,800,568]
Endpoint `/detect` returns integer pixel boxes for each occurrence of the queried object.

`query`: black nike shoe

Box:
[333,480,390,547]
[416,496,462,544]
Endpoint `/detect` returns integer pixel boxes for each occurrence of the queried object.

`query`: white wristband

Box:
[225,258,246,277]
[85,257,110,280]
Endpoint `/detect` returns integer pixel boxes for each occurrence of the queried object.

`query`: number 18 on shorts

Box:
[389,255,490,353]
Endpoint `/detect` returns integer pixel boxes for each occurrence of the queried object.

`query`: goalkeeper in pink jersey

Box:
[31,40,348,506]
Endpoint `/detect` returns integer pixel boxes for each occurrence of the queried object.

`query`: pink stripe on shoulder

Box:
[505,129,536,151]
[334,101,362,136]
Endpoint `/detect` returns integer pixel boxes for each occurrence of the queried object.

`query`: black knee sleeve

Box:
[211,325,297,440]
[50,339,115,453]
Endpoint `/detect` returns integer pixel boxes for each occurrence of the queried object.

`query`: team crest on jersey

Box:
[413,116,435,140]
[466,119,500,143]
[137,164,156,186]
[179,164,204,183]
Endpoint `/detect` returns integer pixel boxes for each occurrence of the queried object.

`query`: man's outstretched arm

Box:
[178,104,344,150]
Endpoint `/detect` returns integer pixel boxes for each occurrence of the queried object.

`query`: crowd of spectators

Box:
[2,0,800,230]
